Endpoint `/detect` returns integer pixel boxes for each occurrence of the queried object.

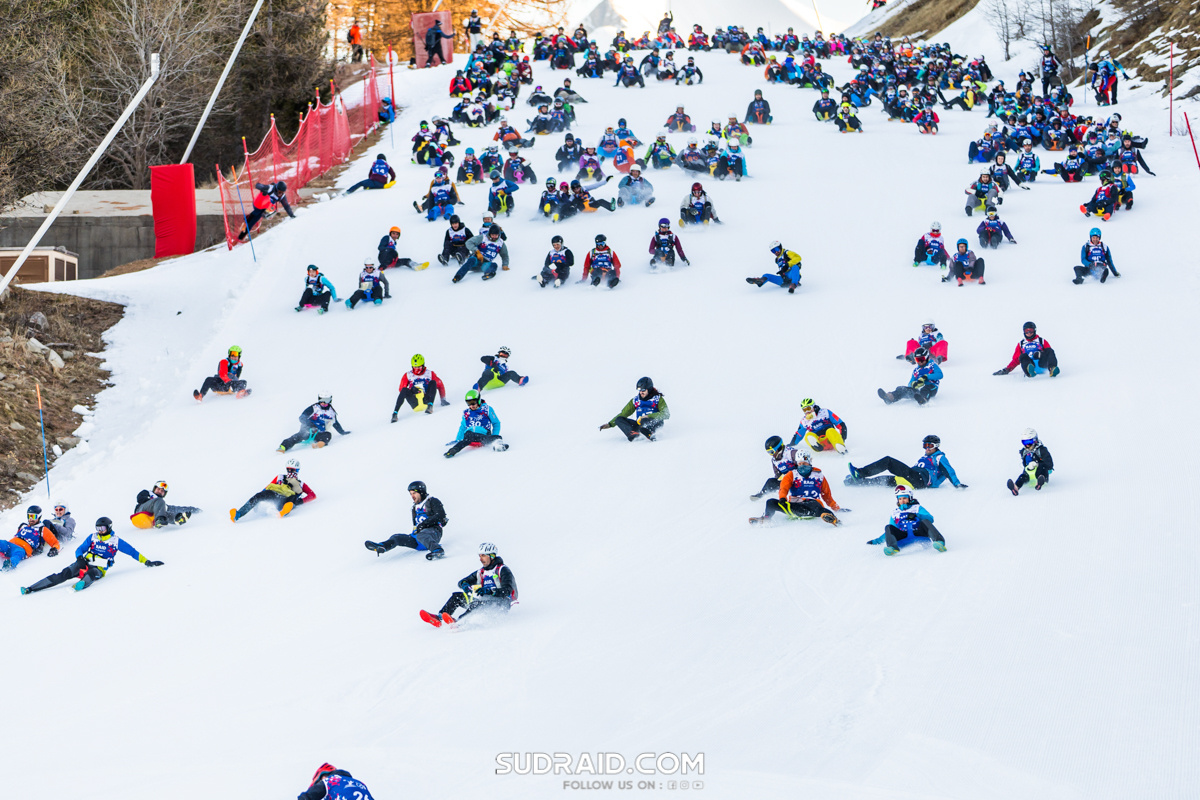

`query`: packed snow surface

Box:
[5,18,1199,800]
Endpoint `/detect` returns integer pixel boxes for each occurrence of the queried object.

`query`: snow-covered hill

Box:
[5,19,1199,800]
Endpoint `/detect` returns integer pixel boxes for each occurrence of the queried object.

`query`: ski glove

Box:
[955,483,969,489]
[440,398,451,406]
[47,547,58,557]
[993,368,1011,376]
[145,560,164,567]
[598,423,612,430]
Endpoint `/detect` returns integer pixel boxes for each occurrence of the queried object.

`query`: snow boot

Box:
[365,540,390,555]
[820,512,839,526]
[193,390,203,402]
[154,516,168,529]
[19,587,32,595]
[877,388,896,404]
[518,376,529,385]
[883,546,900,556]
[492,441,509,452]
[425,548,446,561]
[391,413,398,423]
[441,612,456,626]
[847,463,862,480]
[279,502,294,517]
[745,277,765,286]
[933,540,948,552]
[834,443,848,455]
[866,534,886,545]
[1036,474,1047,490]
[420,609,443,627]
[1007,479,1020,496]
[748,515,769,525]
[1100,268,1108,283]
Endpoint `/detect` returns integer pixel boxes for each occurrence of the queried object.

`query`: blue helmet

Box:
[1089,227,1101,238]
[956,238,968,247]
[465,147,475,155]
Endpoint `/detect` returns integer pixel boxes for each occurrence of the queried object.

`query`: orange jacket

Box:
[10,523,61,557]
[778,469,841,511]
[349,25,362,45]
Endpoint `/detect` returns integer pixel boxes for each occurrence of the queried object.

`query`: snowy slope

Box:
[5,23,1200,800]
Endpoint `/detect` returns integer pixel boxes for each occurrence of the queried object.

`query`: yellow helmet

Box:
[411,353,425,368]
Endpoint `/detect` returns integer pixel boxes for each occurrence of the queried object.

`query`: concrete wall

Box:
[0,216,226,279]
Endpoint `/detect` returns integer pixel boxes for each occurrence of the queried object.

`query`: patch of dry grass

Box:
[0,287,124,509]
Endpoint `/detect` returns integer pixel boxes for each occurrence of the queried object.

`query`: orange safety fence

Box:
[217,53,385,249]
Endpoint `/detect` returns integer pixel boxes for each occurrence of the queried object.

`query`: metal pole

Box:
[0,54,160,298]
[181,0,266,164]
[36,382,49,498]
[810,0,826,35]
[1169,41,1174,137]
[388,45,396,149]
[1186,113,1199,174]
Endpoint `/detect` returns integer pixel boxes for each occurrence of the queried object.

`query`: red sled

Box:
[905,339,948,362]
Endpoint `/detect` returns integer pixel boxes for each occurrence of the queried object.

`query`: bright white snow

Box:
[4,16,1199,800]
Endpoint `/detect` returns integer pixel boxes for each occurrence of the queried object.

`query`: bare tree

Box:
[985,0,1030,60]
[0,0,88,212]
[81,0,241,189]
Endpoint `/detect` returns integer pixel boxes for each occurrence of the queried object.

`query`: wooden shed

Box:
[0,247,79,285]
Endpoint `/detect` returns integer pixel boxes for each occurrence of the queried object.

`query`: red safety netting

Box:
[216,53,385,249]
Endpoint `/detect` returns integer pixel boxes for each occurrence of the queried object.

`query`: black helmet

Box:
[570,179,581,189]
[274,181,287,193]
[488,225,502,239]
[922,434,941,447]
[26,505,42,519]
[95,516,113,534]
[449,214,460,225]
[407,480,427,499]
[377,153,386,160]
[1023,321,1037,334]
[551,234,564,245]
[912,346,930,362]
[765,435,783,453]
[594,233,607,244]
[636,376,654,391]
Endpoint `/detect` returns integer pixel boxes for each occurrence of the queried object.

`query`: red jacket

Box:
[398,367,446,398]
[218,357,240,382]
[582,248,622,279]
[1004,337,1052,371]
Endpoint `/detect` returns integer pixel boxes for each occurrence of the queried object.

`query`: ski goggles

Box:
[1021,438,1038,447]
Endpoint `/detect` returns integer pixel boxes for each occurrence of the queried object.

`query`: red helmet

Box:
[691,182,703,195]
[311,764,337,785]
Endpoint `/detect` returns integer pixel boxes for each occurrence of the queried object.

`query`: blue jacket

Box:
[75,532,145,571]
[909,362,943,392]
[913,450,962,488]
[457,402,501,440]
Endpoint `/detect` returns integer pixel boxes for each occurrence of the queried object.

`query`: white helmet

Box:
[930,221,941,232]
[769,240,782,251]
[53,501,69,513]
[317,394,332,405]
[728,140,740,149]
[727,112,737,119]
[712,119,721,126]
[482,210,495,220]
[1021,428,1039,441]
[479,541,498,556]
[687,136,697,145]
[364,255,375,265]
[923,318,936,328]
[286,458,301,470]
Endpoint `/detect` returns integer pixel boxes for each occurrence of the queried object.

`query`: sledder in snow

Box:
[278,394,351,451]
[420,542,517,627]
[365,480,448,560]
[1009,429,1054,495]
[130,481,200,529]
[193,345,250,401]
[846,435,967,490]
[230,459,315,521]
[992,321,1060,378]
[866,486,948,556]
[746,241,801,292]
[598,377,668,441]
[749,451,844,526]
[878,348,943,405]
[20,516,162,594]
[392,354,450,422]
[899,320,948,364]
